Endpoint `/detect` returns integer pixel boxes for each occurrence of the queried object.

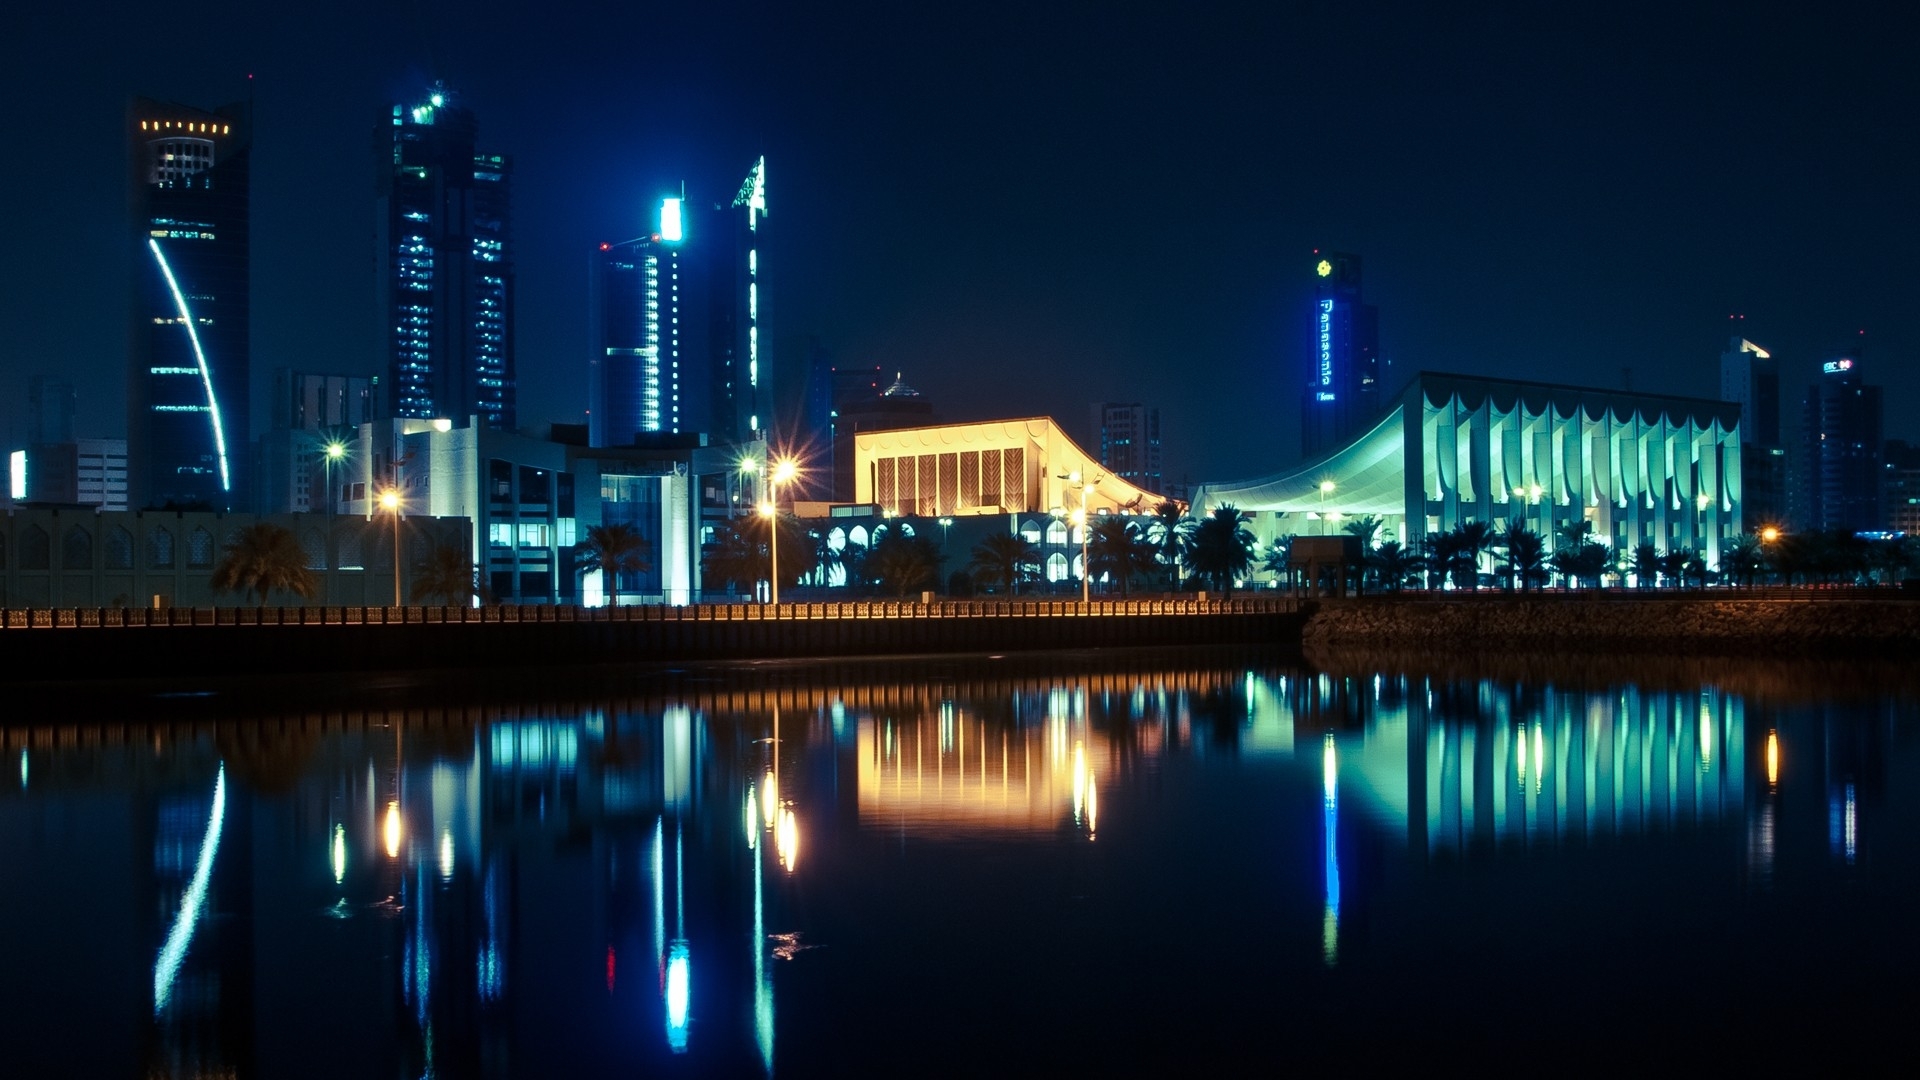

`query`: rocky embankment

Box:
[1300,596,1920,657]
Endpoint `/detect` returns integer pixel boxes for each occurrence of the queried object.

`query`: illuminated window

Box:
[1046,521,1069,546]
[1046,553,1069,582]
[517,523,550,549]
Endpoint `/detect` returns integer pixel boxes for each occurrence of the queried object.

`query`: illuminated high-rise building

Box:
[1300,251,1380,460]
[128,97,250,510]
[1719,332,1786,530]
[1720,333,1779,447]
[589,197,687,446]
[1093,403,1163,491]
[703,157,767,445]
[376,86,514,430]
[1799,352,1883,533]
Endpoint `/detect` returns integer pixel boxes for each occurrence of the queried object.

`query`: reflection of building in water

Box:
[857,705,1105,838]
[1310,680,1750,857]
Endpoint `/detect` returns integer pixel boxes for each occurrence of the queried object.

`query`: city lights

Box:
[384,800,403,858]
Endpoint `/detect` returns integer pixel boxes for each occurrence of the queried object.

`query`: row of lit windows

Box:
[140,120,230,134]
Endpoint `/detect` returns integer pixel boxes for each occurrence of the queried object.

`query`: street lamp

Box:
[378,488,402,607]
[1319,480,1336,535]
[322,440,346,522]
[938,516,954,552]
[762,456,800,605]
[1081,482,1096,603]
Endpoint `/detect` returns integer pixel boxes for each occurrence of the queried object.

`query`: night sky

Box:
[3,1,1915,486]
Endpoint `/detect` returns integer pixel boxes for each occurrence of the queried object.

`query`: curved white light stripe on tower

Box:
[147,238,233,493]
[154,764,227,1014]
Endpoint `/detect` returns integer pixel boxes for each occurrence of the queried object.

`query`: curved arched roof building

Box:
[1194,372,1743,568]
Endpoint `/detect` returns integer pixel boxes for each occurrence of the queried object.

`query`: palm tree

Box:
[702,521,761,595]
[868,529,943,597]
[968,532,1040,595]
[1184,505,1256,596]
[1721,533,1765,588]
[1551,538,1614,589]
[1448,520,1498,590]
[1419,532,1455,591]
[1367,540,1425,593]
[210,523,318,607]
[412,545,488,606]
[575,522,652,604]
[1497,522,1548,593]
[1628,542,1662,589]
[1146,500,1192,591]
[1086,517,1157,597]
[1260,534,1295,591]
[1341,514,1384,549]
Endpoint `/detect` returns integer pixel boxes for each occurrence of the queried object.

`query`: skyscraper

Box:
[1719,333,1785,529]
[702,157,767,445]
[1093,403,1163,491]
[1719,334,1780,447]
[589,198,686,446]
[128,97,250,510]
[377,87,514,430]
[1301,251,1380,460]
[1799,353,1883,532]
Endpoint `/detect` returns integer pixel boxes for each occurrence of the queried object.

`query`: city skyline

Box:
[3,3,1918,485]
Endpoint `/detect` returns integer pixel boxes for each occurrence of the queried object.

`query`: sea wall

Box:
[1301,595,1920,656]
[0,597,1306,686]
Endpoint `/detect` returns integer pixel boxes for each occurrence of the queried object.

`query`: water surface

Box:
[3,648,1916,1075]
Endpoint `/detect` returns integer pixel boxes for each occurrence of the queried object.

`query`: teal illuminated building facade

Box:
[589,198,685,444]
[128,98,251,511]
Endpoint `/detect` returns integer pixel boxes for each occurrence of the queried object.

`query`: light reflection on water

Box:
[0,650,1914,1074]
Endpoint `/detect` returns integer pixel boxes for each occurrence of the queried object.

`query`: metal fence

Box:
[0,596,1300,630]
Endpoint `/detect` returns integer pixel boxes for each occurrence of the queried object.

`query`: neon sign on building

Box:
[1823,358,1853,374]
[1318,298,1334,391]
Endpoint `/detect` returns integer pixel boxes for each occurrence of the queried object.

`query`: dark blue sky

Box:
[2,1,1914,483]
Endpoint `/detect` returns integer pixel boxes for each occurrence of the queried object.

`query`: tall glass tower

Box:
[128,97,250,510]
[376,87,514,430]
[589,198,686,445]
[704,157,767,445]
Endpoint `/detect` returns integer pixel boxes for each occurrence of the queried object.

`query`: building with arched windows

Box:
[0,509,467,608]
[1194,372,1743,575]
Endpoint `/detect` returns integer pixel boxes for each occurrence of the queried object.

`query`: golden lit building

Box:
[852,417,1171,518]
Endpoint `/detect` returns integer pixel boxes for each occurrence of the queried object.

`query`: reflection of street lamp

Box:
[379,488,402,606]
[762,457,800,605]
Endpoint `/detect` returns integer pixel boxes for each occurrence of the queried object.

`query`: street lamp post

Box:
[1319,480,1336,536]
[761,457,800,605]
[379,488,402,607]
[1077,483,1093,604]
[938,516,954,553]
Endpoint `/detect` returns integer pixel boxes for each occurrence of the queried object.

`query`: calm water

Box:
[4,648,1918,1076]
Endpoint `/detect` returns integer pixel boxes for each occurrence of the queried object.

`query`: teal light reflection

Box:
[154,764,226,1014]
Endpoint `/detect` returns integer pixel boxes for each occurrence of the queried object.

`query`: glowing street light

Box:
[1761,525,1781,545]
[322,440,347,528]
[379,488,402,607]
[763,456,801,605]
